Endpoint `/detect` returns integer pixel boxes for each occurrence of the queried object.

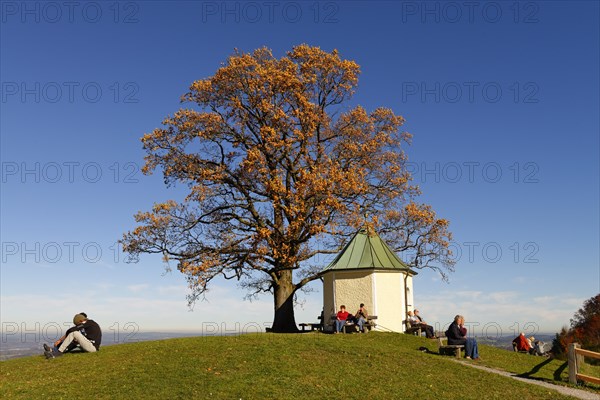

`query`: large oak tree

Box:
[122,45,454,332]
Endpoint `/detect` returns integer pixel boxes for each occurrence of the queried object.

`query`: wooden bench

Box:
[299,323,321,332]
[330,315,377,333]
[342,316,377,333]
[404,320,423,336]
[437,337,465,358]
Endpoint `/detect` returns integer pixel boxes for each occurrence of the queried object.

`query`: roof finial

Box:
[363,212,374,236]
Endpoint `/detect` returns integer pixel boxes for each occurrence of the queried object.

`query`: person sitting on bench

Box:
[355,303,368,333]
[407,311,421,332]
[334,305,349,334]
[446,314,479,360]
[413,309,436,339]
[407,310,435,338]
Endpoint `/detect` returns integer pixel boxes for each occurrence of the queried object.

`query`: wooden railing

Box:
[568,343,600,385]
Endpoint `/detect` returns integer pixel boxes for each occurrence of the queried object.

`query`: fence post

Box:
[576,346,584,368]
[568,342,580,384]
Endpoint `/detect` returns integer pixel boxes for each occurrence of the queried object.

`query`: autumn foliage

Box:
[551,294,600,362]
[122,45,454,332]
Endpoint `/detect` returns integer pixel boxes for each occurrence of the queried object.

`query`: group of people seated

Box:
[334,303,369,333]
[407,309,436,339]
[512,332,546,356]
[407,312,480,359]
[406,311,480,359]
[333,306,557,362]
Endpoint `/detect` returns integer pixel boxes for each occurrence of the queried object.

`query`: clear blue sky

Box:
[1,1,598,339]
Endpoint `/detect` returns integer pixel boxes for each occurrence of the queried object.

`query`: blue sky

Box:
[1,1,598,339]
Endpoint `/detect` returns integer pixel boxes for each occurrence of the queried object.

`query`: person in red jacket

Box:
[512,332,532,353]
[335,305,349,333]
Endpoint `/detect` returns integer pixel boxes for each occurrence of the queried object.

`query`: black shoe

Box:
[43,343,54,359]
[44,346,62,359]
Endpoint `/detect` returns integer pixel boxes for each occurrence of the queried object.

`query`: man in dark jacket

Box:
[44,313,102,359]
[445,314,480,360]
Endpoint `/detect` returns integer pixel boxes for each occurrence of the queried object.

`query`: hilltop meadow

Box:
[1,332,598,399]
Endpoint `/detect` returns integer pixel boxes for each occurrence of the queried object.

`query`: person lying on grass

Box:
[43,313,102,359]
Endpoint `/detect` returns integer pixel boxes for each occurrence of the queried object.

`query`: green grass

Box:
[425,340,599,391]
[1,333,597,399]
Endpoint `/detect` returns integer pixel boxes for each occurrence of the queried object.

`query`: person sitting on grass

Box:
[335,305,349,334]
[43,313,102,359]
[51,311,86,353]
[446,314,480,360]
[531,338,546,356]
[512,332,532,353]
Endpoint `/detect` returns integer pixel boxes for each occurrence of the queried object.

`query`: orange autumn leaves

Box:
[122,45,454,302]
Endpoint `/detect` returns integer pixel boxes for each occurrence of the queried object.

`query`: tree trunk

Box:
[271,270,299,333]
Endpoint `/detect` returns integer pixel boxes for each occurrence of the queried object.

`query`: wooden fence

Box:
[568,343,600,385]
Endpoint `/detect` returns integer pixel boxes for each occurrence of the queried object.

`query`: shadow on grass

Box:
[516,358,568,383]
[516,357,553,378]
[553,361,568,382]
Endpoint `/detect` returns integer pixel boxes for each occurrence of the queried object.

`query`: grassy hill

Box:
[0,332,597,399]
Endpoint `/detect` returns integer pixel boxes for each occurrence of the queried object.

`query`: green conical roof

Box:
[321,228,415,273]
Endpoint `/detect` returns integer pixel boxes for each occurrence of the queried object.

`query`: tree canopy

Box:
[122,45,454,332]
[551,293,600,360]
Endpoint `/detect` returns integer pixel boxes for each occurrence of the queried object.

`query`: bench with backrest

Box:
[331,315,377,333]
[299,314,328,332]
[437,336,465,358]
[344,315,377,333]
[404,320,423,336]
[299,322,322,332]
